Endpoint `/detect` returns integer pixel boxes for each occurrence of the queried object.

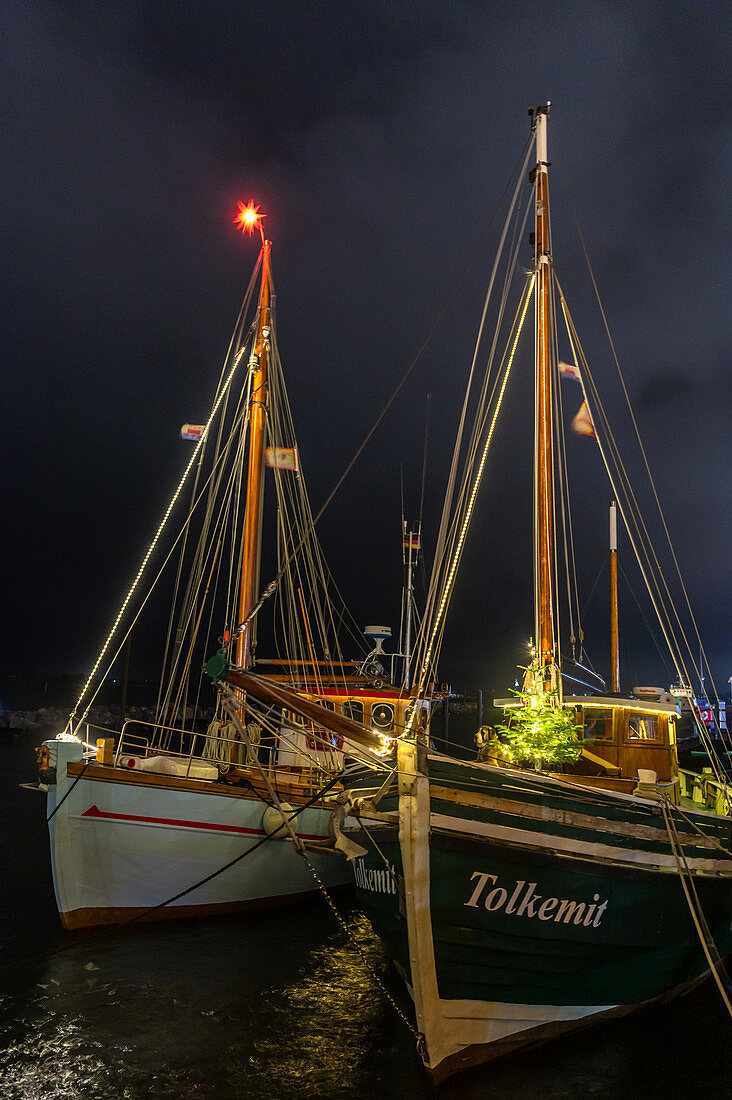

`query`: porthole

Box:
[371,702,395,732]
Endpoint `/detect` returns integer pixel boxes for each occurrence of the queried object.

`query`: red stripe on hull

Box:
[80,803,327,841]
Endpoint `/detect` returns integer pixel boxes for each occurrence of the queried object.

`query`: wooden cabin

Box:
[492,693,680,800]
[277,687,432,770]
[561,695,679,799]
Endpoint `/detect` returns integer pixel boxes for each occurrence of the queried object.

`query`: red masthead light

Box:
[233,200,266,236]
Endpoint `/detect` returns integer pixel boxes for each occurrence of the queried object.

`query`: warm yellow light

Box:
[413,273,536,712]
[57,731,97,750]
[374,732,396,756]
[68,345,248,733]
[577,699,678,719]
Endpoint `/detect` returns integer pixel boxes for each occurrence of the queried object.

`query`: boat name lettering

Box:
[353,858,398,895]
[464,871,608,928]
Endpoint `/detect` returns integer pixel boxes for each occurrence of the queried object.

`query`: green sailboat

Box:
[330,104,732,1079]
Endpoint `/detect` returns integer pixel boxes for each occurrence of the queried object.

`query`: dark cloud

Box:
[39,1,460,167]
[639,372,693,406]
[2,0,730,696]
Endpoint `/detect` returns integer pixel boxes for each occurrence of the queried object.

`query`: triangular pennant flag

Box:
[571,401,596,438]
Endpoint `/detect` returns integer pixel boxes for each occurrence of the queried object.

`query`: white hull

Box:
[47,741,349,928]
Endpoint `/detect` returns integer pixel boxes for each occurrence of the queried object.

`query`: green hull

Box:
[350,826,732,1007]
[343,750,732,1071]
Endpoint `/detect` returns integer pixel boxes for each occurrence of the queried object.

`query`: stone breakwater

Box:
[0,705,160,732]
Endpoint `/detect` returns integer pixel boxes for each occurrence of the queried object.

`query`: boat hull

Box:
[47,742,349,929]
[344,746,732,1077]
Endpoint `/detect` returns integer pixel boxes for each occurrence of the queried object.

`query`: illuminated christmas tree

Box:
[497,666,582,767]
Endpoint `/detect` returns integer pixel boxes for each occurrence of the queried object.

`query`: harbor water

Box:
[2,731,731,1099]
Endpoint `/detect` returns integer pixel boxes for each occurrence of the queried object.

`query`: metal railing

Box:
[109,717,335,789]
[679,768,732,816]
[114,718,260,777]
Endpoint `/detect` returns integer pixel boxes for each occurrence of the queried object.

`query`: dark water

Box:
[2,733,731,1099]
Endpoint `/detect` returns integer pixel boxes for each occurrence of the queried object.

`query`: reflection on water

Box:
[0,903,421,1099]
[2,734,732,1099]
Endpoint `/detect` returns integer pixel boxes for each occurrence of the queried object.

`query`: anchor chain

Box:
[294,840,425,1055]
[219,687,424,1052]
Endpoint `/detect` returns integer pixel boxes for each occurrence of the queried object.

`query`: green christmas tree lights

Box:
[497,665,582,768]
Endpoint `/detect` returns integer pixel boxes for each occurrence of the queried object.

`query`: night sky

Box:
[3,2,730,701]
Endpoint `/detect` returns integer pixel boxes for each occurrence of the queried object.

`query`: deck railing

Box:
[106,717,334,789]
[678,767,732,816]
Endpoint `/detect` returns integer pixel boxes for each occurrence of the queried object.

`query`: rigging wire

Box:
[67,334,253,731]
[157,425,248,730]
[661,797,732,1019]
[427,147,536,635]
[155,298,261,723]
[551,272,583,657]
[413,274,536,700]
[68,380,253,738]
[556,287,729,780]
[418,393,431,536]
[231,132,536,648]
[71,133,537,724]
[557,178,724,718]
[413,188,535,691]
[580,554,608,620]
[619,561,676,681]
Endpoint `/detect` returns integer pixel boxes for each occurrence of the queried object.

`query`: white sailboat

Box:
[38,204,408,929]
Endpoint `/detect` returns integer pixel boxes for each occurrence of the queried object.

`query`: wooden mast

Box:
[609,500,620,692]
[236,238,272,670]
[533,105,556,681]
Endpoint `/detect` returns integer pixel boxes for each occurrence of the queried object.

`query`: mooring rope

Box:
[46,756,94,823]
[661,796,732,1019]
[6,772,342,974]
[219,689,424,1050]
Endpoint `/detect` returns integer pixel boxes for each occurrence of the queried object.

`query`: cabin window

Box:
[284,710,306,727]
[318,699,335,711]
[583,708,613,741]
[628,714,658,741]
[371,702,395,733]
[342,699,364,723]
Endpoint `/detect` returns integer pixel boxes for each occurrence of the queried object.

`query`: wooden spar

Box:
[401,522,419,691]
[236,239,272,670]
[255,659,361,668]
[221,666,384,752]
[534,105,555,676]
[609,500,620,692]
